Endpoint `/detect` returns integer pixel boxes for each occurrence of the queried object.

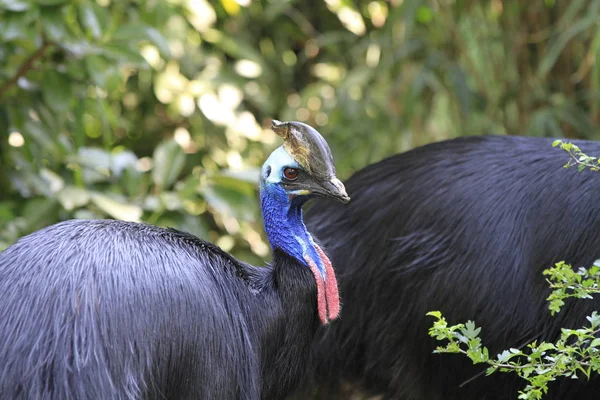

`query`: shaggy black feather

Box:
[0,219,318,400]
[303,135,600,400]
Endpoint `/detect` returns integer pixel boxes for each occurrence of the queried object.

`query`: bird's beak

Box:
[310,177,351,204]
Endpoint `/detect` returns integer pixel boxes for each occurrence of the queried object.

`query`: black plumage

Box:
[0,121,349,400]
[0,221,305,399]
[304,135,600,400]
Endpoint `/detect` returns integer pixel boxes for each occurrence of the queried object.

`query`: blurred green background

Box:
[1,0,599,262]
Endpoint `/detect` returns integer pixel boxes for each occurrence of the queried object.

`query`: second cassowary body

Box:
[304,135,600,400]
[0,121,349,399]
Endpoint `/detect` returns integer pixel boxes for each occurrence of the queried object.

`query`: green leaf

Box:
[110,150,138,177]
[587,312,600,328]
[41,6,68,41]
[84,55,110,87]
[90,192,142,222]
[0,0,30,12]
[0,11,36,41]
[461,321,481,339]
[159,191,182,211]
[73,147,111,184]
[112,24,150,41]
[537,343,556,352]
[41,70,72,112]
[36,0,68,5]
[220,168,261,185]
[152,139,186,189]
[21,197,59,231]
[497,350,512,363]
[201,176,258,221]
[111,24,171,57]
[22,119,60,159]
[39,168,65,194]
[144,27,171,57]
[416,5,434,24]
[61,40,103,57]
[78,2,102,39]
[163,214,209,240]
[57,186,90,211]
[101,45,147,67]
[509,348,521,354]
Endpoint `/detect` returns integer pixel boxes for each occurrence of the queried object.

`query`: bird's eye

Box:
[283,167,299,181]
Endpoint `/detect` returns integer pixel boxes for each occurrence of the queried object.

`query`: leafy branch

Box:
[544,261,600,315]
[428,311,600,400]
[552,140,600,172]
[0,35,54,99]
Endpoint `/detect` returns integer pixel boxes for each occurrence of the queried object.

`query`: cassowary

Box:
[303,135,600,400]
[0,120,349,400]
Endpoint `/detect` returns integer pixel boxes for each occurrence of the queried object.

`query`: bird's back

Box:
[305,135,600,399]
[0,219,260,400]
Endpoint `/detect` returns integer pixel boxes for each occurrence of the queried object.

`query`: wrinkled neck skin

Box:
[260,184,324,276]
[259,179,340,327]
[257,145,340,328]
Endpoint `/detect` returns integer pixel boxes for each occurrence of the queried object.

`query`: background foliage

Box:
[2,0,600,265]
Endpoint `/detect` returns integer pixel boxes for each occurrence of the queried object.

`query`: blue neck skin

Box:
[259,148,325,276]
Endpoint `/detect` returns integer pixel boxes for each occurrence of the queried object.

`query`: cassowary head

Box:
[261,120,349,204]
[259,120,349,324]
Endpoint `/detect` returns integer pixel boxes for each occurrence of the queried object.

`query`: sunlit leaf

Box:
[416,5,433,24]
[90,192,142,222]
[110,150,138,177]
[40,6,68,41]
[39,168,65,194]
[112,24,150,41]
[111,24,171,58]
[144,27,171,58]
[35,0,68,5]
[61,40,103,57]
[220,168,261,185]
[101,44,148,67]
[57,186,90,210]
[73,147,111,184]
[220,0,240,15]
[78,2,103,39]
[0,0,30,12]
[0,11,36,41]
[152,139,186,189]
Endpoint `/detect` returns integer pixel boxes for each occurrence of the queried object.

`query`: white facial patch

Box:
[262,146,300,184]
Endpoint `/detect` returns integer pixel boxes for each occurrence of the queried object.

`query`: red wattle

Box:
[315,244,340,321]
[305,255,328,324]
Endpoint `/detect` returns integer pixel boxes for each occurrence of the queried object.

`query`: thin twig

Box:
[283,7,322,39]
[0,36,54,99]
